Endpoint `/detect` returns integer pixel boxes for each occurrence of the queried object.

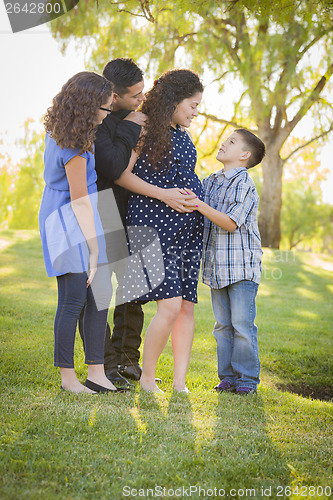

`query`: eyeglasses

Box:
[100,105,113,113]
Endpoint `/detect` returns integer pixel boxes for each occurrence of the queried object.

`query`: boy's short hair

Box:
[103,58,144,97]
[235,129,266,169]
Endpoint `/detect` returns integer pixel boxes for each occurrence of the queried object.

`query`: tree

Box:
[50,0,333,247]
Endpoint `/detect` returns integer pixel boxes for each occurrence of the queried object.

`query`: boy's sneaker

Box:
[236,386,257,395]
[214,380,236,393]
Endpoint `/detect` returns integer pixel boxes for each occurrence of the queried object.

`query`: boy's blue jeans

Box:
[211,280,260,390]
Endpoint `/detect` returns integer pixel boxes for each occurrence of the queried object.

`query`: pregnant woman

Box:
[122,69,204,392]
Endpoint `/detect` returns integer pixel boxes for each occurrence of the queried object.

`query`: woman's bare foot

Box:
[172,378,189,393]
[173,385,190,393]
[140,377,163,393]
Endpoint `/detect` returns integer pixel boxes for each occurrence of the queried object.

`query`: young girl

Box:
[39,72,120,394]
[119,69,204,392]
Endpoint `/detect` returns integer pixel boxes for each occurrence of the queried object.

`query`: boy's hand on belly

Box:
[185,189,202,212]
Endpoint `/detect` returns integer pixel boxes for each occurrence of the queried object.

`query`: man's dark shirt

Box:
[95,109,141,223]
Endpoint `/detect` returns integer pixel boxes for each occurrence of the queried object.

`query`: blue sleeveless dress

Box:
[126,126,203,303]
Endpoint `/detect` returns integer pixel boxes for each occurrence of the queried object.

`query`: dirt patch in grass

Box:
[277,383,333,402]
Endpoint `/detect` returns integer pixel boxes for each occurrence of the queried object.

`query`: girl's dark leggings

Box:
[54,270,111,368]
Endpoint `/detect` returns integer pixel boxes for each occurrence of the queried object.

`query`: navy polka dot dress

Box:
[126,126,203,303]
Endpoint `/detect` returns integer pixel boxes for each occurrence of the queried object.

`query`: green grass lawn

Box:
[0,230,332,500]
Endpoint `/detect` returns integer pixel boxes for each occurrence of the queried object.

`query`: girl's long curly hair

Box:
[138,69,204,169]
[44,72,113,154]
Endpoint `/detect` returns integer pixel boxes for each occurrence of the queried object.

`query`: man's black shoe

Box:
[119,364,142,381]
[119,364,162,383]
[105,370,133,390]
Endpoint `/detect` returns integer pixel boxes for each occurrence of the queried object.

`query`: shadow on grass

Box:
[129,389,198,488]
[211,393,290,493]
[126,391,291,494]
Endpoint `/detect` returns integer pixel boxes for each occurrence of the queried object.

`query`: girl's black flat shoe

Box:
[84,379,129,393]
[84,379,117,392]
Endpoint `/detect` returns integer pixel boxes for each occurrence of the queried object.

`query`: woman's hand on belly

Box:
[158,187,197,213]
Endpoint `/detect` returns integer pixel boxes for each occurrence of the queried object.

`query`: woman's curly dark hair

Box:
[138,69,204,169]
[44,72,113,154]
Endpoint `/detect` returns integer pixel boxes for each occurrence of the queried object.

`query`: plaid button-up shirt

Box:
[201,167,262,289]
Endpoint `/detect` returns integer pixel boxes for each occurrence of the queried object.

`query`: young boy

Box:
[190,129,266,395]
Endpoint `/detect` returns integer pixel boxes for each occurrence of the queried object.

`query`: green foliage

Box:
[50,0,333,124]
[0,121,45,230]
[0,231,332,498]
[49,0,333,247]
[281,180,332,251]
[279,140,333,252]
[0,163,12,225]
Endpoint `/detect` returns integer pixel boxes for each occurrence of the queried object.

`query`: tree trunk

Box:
[258,144,284,248]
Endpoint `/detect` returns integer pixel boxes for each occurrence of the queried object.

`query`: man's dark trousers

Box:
[104,302,143,372]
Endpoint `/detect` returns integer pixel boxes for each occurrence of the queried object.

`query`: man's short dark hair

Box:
[235,129,266,169]
[102,58,144,97]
